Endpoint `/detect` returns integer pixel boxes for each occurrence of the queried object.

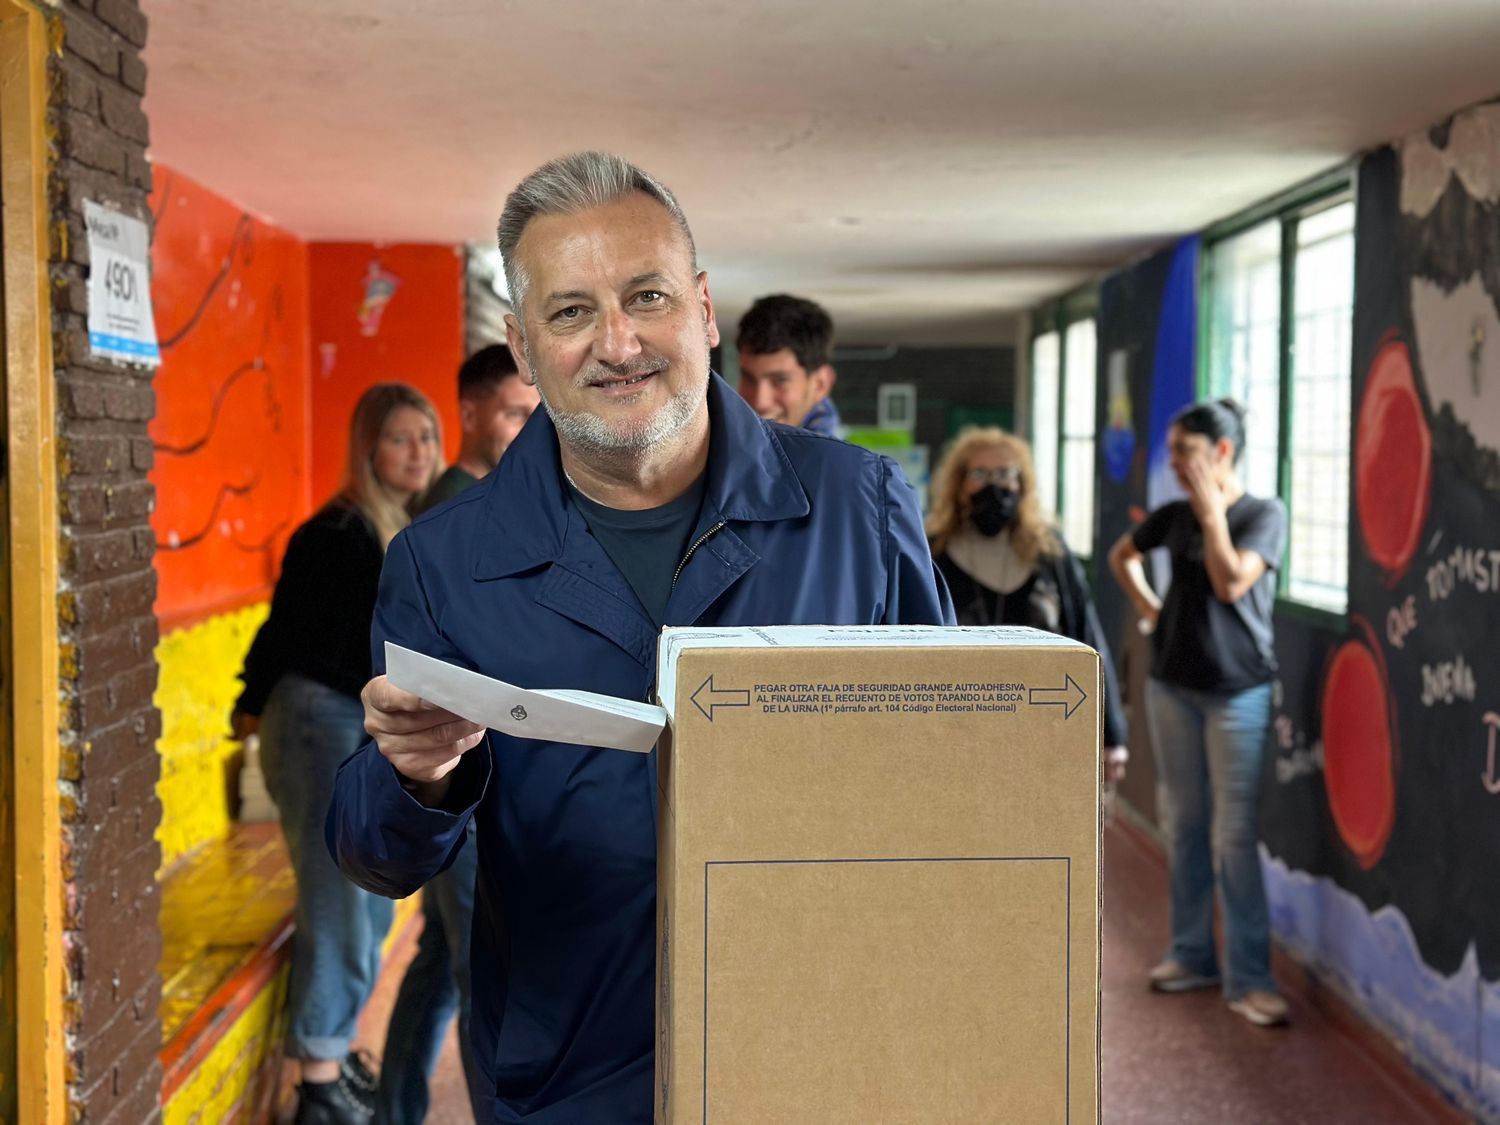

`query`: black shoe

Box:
[294,1075,374,1125]
[340,1049,379,1111]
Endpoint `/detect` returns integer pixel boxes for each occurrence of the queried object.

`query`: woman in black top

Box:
[927,427,1128,773]
[1108,398,1289,1028]
[232,383,441,1124]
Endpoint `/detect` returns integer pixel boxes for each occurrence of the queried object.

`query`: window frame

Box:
[1198,166,1357,630]
[1029,287,1101,569]
[1028,327,1062,521]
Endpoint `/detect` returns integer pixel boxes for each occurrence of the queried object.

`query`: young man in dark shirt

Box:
[422,344,541,510]
[376,345,538,1124]
[736,293,843,436]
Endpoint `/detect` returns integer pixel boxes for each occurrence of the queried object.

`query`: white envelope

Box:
[384,642,667,754]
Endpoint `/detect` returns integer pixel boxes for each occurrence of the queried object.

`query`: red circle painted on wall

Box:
[1321,621,1397,869]
[1355,337,1431,580]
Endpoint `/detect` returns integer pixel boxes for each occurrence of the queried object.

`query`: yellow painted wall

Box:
[162,965,289,1125]
[154,602,424,1119]
[161,895,420,1124]
[155,604,268,871]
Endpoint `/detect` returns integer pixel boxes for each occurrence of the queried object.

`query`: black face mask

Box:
[969,485,1019,538]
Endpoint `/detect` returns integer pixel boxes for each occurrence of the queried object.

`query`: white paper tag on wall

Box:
[85,201,161,367]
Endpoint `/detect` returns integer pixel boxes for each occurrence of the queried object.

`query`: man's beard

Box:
[527,336,710,457]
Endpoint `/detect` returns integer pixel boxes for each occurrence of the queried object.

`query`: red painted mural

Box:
[149,167,312,630]
[1355,336,1432,583]
[1320,617,1398,869]
[149,176,469,629]
[307,243,464,504]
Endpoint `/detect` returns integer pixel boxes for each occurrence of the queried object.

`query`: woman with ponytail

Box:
[1108,397,1289,1028]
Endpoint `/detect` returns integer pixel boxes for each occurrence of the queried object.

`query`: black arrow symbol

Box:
[1028,674,1088,720]
[691,675,751,721]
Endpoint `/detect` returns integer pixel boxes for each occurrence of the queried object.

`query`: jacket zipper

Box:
[672,521,726,587]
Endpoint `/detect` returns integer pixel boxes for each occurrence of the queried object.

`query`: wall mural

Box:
[1090,112,1500,1113]
[1093,240,1199,821]
[1093,238,1199,622]
[306,243,464,505]
[148,167,311,627]
[1257,108,1500,1118]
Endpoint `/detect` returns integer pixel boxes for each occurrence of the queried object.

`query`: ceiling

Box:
[141,0,1500,345]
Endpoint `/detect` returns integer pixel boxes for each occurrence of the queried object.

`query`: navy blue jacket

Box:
[329,374,954,1123]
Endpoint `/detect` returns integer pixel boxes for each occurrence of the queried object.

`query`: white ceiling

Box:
[141,0,1500,345]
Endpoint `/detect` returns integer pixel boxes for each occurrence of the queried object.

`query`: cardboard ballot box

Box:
[654,625,1101,1125]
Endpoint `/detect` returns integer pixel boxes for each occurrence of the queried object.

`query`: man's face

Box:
[736,348,832,427]
[461,375,540,471]
[504,193,719,457]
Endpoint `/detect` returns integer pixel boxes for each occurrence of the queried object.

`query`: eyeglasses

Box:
[965,466,1022,486]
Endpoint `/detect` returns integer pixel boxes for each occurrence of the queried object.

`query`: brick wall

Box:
[49,1,163,1121]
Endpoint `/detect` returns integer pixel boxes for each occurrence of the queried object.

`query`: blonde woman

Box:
[928,427,1128,768]
[232,383,440,1124]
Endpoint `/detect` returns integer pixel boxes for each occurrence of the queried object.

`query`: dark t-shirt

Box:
[1131,495,1287,692]
[567,474,708,630]
[417,464,482,516]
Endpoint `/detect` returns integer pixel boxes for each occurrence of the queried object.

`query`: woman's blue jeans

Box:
[1144,677,1276,998]
[260,673,394,1061]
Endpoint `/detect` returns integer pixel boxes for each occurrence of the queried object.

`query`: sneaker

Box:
[293,1077,373,1125]
[340,1049,379,1110]
[1229,989,1290,1027]
[1148,959,1221,993]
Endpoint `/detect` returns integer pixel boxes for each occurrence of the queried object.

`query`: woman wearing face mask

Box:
[1108,398,1288,1028]
[927,427,1128,774]
[231,383,443,1124]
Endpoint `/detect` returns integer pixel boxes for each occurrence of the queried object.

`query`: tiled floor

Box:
[319,821,1468,1123]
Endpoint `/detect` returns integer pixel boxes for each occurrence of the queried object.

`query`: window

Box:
[1287,201,1355,612]
[1030,305,1100,558]
[1030,331,1061,519]
[1204,220,1282,501]
[1202,189,1355,616]
[1060,318,1098,554]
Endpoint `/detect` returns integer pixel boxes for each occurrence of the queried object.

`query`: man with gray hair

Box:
[329,151,952,1123]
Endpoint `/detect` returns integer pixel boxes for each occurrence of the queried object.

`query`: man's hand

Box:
[362,675,486,805]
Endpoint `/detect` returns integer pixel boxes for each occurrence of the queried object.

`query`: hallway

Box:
[14,2,1500,1119]
[348,820,1466,1124]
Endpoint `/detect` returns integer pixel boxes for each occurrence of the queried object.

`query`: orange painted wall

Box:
[307,244,464,504]
[149,167,312,630]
